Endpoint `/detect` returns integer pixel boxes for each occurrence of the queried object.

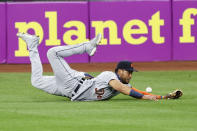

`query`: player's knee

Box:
[31,79,39,88]
[47,47,56,58]
[31,77,42,89]
[31,79,57,95]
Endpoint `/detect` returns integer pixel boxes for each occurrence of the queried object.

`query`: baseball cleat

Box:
[86,33,102,56]
[17,32,40,51]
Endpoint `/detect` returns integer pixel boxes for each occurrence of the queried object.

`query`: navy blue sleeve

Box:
[129,89,144,99]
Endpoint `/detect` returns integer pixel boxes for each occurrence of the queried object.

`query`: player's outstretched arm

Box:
[109,79,157,101]
[141,95,157,101]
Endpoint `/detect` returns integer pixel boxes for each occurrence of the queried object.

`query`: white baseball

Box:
[146,87,152,93]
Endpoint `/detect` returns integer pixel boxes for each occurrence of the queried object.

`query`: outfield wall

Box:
[172,0,197,61]
[89,1,171,62]
[0,3,6,63]
[7,2,89,63]
[0,0,197,63]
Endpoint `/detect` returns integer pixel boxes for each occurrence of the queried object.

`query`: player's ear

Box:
[117,69,123,75]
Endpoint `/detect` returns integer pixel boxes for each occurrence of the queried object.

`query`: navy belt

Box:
[72,78,85,97]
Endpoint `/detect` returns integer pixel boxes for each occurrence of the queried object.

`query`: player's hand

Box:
[142,95,158,101]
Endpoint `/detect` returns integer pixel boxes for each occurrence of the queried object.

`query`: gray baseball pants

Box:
[29,43,89,98]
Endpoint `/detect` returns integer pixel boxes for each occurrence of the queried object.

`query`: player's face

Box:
[119,70,133,84]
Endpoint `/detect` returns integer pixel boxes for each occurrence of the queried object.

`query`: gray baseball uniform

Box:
[28,37,125,101]
[71,71,131,101]
[71,71,121,101]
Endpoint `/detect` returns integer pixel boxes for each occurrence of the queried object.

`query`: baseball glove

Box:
[166,89,183,99]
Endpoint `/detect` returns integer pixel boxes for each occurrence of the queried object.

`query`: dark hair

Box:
[115,68,118,73]
[115,61,137,73]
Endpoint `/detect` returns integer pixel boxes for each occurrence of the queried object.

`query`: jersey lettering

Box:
[95,88,105,100]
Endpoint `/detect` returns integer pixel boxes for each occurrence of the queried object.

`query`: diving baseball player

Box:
[17,33,183,101]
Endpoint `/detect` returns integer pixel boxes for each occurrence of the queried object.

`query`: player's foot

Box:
[86,33,102,56]
[16,32,40,51]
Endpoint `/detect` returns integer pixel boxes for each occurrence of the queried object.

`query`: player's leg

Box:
[47,33,102,80]
[48,33,102,58]
[46,34,102,97]
[16,33,61,95]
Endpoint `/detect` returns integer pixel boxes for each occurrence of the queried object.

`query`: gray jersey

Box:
[71,71,121,101]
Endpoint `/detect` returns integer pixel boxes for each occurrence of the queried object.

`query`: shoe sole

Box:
[16,33,24,38]
[90,48,97,56]
[17,32,39,39]
[17,32,39,42]
[89,34,102,56]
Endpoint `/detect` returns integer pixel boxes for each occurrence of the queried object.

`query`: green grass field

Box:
[0,71,197,131]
